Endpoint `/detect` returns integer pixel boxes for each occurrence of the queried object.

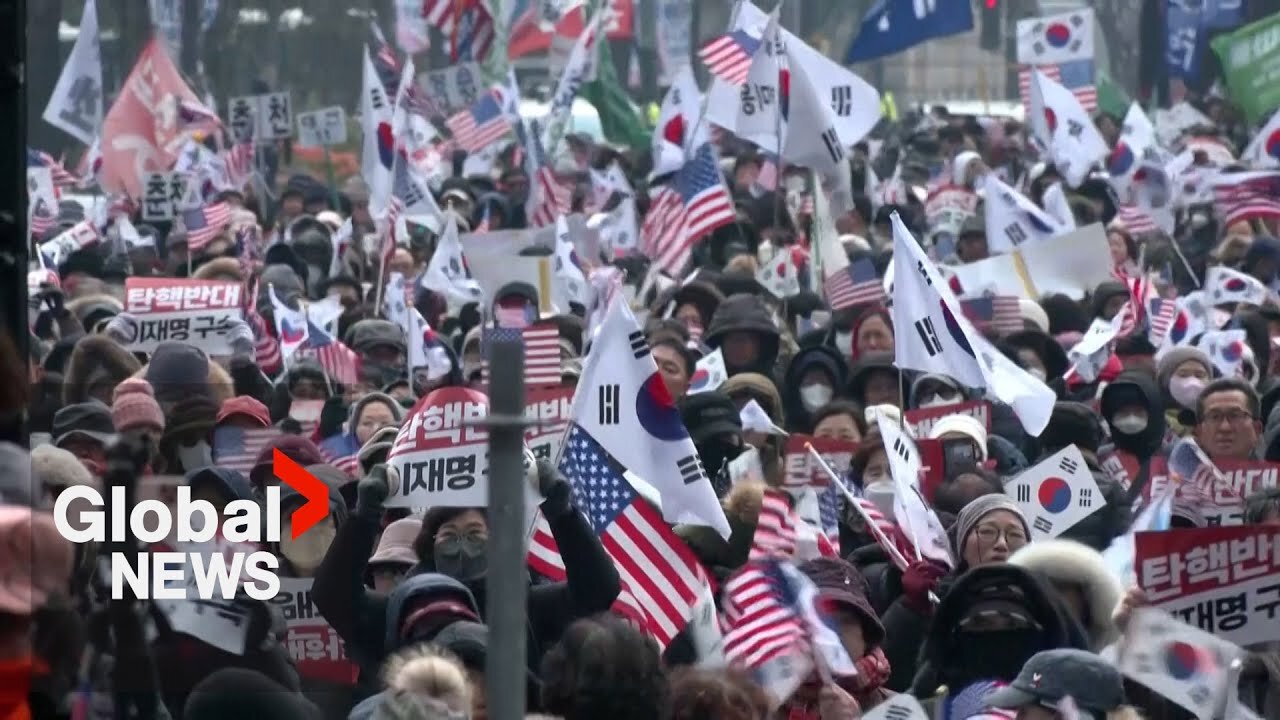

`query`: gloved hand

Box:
[535,457,574,520]
[901,559,948,615]
[356,463,398,519]
[103,312,140,345]
[37,287,66,316]
[227,317,256,358]
[319,396,349,438]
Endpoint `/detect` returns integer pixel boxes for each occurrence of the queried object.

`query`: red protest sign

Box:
[904,400,992,438]
[271,578,359,685]
[783,435,859,487]
[1146,457,1279,525]
[1135,526,1280,647]
[388,386,490,508]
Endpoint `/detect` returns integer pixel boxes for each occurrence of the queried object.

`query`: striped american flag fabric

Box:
[721,492,805,669]
[1213,172,1280,229]
[28,148,79,187]
[318,450,361,478]
[445,90,512,152]
[527,424,710,649]
[750,490,797,561]
[530,166,573,228]
[642,143,735,275]
[960,295,1024,336]
[481,323,563,389]
[1147,297,1178,346]
[699,29,763,86]
[449,1,495,62]
[298,329,362,387]
[180,202,233,251]
[223,139,255,191]
[824,257,886,310]
[1018,59,1097,113]
[368,21,438,117]
[1116,204,1160,235]
[212,426,281,474]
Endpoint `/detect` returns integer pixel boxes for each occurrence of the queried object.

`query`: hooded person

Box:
[157,394,219,475]
[191,256,244,283]
[182,667,318,720]
[909,373,968,410]
[909,564,1089,709]
[1008,540,1122,652]
[345,319,409,378]
[1090,281,1130,322]
[318,392,404,464]
[703,293,781,379]
[1155,346,1214,438]
[785,558,894,714]
[51,400,116,477]
[650,280,725,339]
[839,306,895,362]
[1099,370,1167,501]
[311,451,620,700]
[781,345,849,433]
[267,358,332,423]
[64,292,123,334]
[847,353,905,409]
[1037,402,1131,551]
[720,372,785,427]
[62,334,142,406]
[999,328,1070,391]
[142,341,235,413]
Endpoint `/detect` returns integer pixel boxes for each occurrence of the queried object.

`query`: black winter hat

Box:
[678,391,743,446]
[1040,401,1103,456]
[184,668,316,720]
[798,557,885,647]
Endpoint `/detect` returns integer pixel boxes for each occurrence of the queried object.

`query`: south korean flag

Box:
[1005,444,1103,540]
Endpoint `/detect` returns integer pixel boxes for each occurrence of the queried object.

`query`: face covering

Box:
[946,629,1047,687]
[433,536,488,580]
[281,523,337,574]
[1170,377,1205,409]
[699,439,744,488]
[176,441,213,471]
[800,385,833,412]
[1110,413,1148,435]
[835,332,853,358]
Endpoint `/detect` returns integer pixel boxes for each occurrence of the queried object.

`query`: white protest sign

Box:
[387,386,491,508]
[27,167,57,215]
[296,107,348,147]
[228,92,293,141]
[123,277,243,354]
[1006,444,1102,539]
[40,221,101,267]
[140,171,193,221]
[418,63,484,115]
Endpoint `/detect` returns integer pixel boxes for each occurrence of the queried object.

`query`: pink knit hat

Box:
[111,378,166,434]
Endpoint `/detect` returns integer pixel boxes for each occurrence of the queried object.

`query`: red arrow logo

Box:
[274,449,330,539]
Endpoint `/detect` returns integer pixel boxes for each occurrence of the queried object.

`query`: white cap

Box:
[927,414,989,461]
[1018,298,1050,334]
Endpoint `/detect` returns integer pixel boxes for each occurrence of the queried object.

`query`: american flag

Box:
[530,165,573,228]
[29,199,56,238]
[750,490,797,561]
[1116,204,1160,235]
[1147,297,1178,345]
[824,257,886,310]
[481,324,562,389]
[960,296,1023,336]
[1213,172,1280,229]
[246,310,283,376]
[642,143,735,275]
[180,202,233,251]
[446,91,512,152]
[527,424,710,648]
[212,426,281,474]
[1018,59,1097,113]
[699,29,764,86]
[450,1,495,62]
[319,448,362,478]
[368,21,438,117]
[27,148,78,187]
[300,324,362,386]
[223,139,256,191]
[493,296,539,328]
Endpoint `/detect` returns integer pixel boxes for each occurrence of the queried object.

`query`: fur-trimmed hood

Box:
[192,256,244,283]
[130,354,235,409]
[1009,539,1122,651]
[675,480,765,582]
[63,335,143,406]
[64,293,123,331]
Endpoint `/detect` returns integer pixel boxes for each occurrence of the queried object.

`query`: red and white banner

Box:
[904,400,992,438]
[271,578,359,685]
[123,277,243,354]
[784,435,858,488]
[1145,457,1279,526]
[924,185,979,236]
[1136,526,1280,647]
[387,386,491,508]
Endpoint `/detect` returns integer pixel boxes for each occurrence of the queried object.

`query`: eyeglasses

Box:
[974,525,1028,547]
[435,529,487,544]
[1201,409,1255,427]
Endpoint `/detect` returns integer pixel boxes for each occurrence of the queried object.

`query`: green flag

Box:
[1211,12,1280,124]
[1095,71,1130,120]
[583,38,651,150]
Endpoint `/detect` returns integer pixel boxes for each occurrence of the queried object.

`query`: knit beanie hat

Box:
[111,378,166,434]
[955,494,1030,555]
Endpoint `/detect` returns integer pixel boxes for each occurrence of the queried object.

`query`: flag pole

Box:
[772,0,788,233]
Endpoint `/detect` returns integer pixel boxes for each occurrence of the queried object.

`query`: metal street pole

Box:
[483,339,529,720]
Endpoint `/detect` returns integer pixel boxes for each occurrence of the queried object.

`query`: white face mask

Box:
[1027,367,1048,382]
[835,332,853,357]
[176,441,213,471]
[1169,377,1206,410]
[1110,413,1149,435]
[800,385,834,412]
[281,522,337,574]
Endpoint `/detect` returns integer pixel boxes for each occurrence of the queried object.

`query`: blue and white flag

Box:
[844,0,974,63]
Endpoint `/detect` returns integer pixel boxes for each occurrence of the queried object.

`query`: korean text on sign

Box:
[228,92,294,141]
[271,578,358,685]
[1136,526,1280,647]
[124,278,243,355]
[1146,457,1278,526]
[296,106,348,147]
[387,387,490,508]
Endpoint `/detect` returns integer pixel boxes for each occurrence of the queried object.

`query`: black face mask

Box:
[699,439,744,497]
[944,628,1048,687]
[433,536,487,581]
